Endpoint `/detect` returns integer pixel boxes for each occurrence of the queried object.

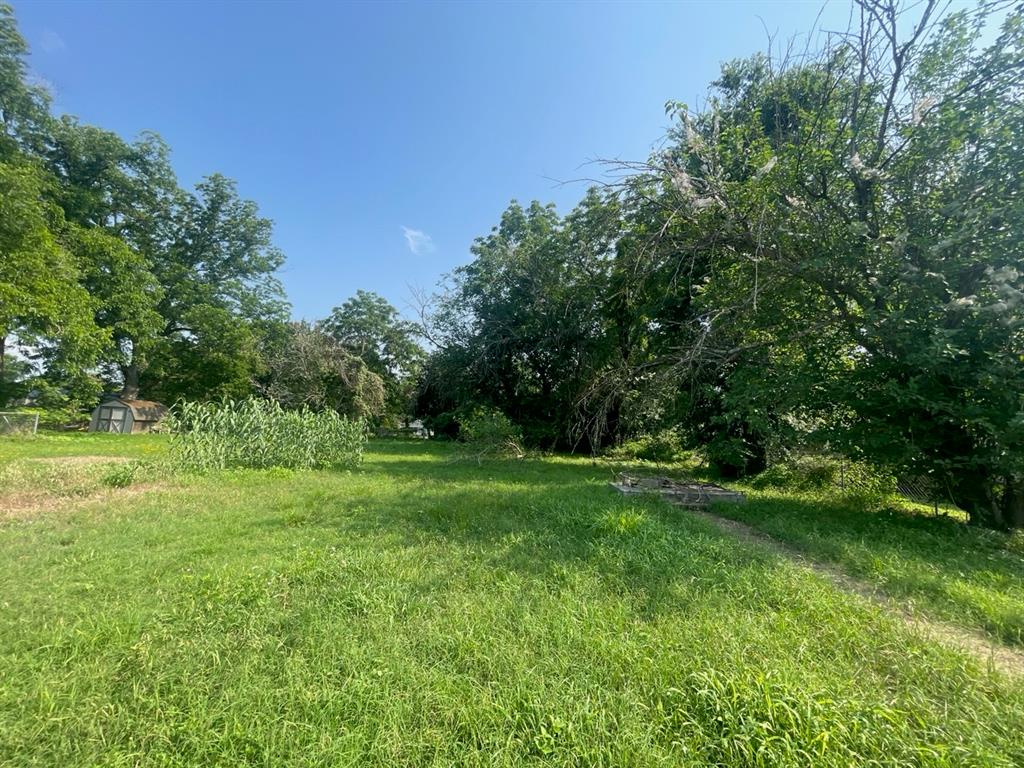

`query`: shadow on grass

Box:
[357,458,599,488]
[329,445,1024,644]
[273,450,827,622]
[712,491,1024,645]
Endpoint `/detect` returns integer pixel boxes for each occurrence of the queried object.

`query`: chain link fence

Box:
[834,457,958,514]
[0,412,39,436]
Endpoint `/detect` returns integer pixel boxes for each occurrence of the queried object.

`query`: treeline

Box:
[0,6,420,427]
[4,1,1023,529]
[415,0,1024,529]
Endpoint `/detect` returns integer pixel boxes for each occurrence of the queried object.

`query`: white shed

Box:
[89,398,167,434]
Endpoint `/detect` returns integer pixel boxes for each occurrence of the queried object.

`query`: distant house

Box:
[377,419,432,439]
[407,419,431,438]
[88,398,167,434]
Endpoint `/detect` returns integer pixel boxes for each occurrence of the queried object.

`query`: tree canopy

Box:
[416,0,1024,529]
[0,3,289,410]
[323,290,423,424]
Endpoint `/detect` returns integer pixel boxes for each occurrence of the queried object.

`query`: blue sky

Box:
[15,0,854,321]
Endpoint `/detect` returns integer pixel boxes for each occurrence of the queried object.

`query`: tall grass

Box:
[712,485,1024,648]
[167,398,365,471]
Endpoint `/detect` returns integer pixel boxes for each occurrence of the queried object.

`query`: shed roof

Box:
[98,398,168,421]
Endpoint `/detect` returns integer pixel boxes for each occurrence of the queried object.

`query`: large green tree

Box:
[0,161,102,406]
[0,4,288,408]
[140,173,288,402]
[422,194,623,448]
[323,290,422,423]
[637,0,1024,526]
[420,1,1024,529]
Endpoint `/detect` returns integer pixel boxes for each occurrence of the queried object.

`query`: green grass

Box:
[711,488,1024,649]
[1,437,1023,766]
[0,431,167,463]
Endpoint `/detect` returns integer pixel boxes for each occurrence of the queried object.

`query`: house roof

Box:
[98,398,168,421]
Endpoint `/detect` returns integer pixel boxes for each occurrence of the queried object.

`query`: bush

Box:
[605,429,686,463]
[751,456,839,491]
[423,411,459,440]
[751,454,897,504]
[457,407,523,462]
[167,398,366,472]
[100,460,151,489]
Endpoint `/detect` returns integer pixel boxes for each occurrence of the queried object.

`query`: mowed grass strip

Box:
[0,432,167,463]
[0,439,1022,766]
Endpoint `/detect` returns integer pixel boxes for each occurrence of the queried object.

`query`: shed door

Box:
[96,406,127,433]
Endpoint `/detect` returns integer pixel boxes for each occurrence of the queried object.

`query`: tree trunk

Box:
[603,396,623,450]
[1001,478,1024,531]
[0,333,6,409]
[952,471,1024,530]
[953,471,1001,528]
[745,436,768,476]
[119,363,140,400]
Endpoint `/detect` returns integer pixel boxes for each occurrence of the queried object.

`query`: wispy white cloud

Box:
[39,29,66,54]
[402,226,435,256]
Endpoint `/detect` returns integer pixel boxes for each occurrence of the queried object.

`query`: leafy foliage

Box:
[604,429,686,463]
[257,322,385,420]
[418,1,1024,528]
[457,406,524,462]
[654,2,1024,527]
[323,291,423,424]
[0,6,287,410]
[0,161,103,385]
[750,454,897,502]
[420,193,621,449]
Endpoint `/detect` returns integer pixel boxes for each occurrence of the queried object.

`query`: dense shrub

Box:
[168,398,366,471]
[751,455,897,506]
[100,460,153,489]
[457,407,523,462]
[605,429,686,462]
[423,411,460,440]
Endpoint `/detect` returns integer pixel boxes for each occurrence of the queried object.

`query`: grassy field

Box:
[711,487,1024,649]
[2,436,1023,766]
[0,431,166,462]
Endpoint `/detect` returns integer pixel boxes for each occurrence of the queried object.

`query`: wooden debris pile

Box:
[610,473,745,507]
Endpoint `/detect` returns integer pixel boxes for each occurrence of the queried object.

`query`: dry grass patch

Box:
[0,456,164,521]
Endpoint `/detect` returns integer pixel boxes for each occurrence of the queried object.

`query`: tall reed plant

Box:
[167,398,366,472]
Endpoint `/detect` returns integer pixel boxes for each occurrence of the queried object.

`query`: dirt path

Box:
[30,455,132,465]
[682,505,1024,678]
